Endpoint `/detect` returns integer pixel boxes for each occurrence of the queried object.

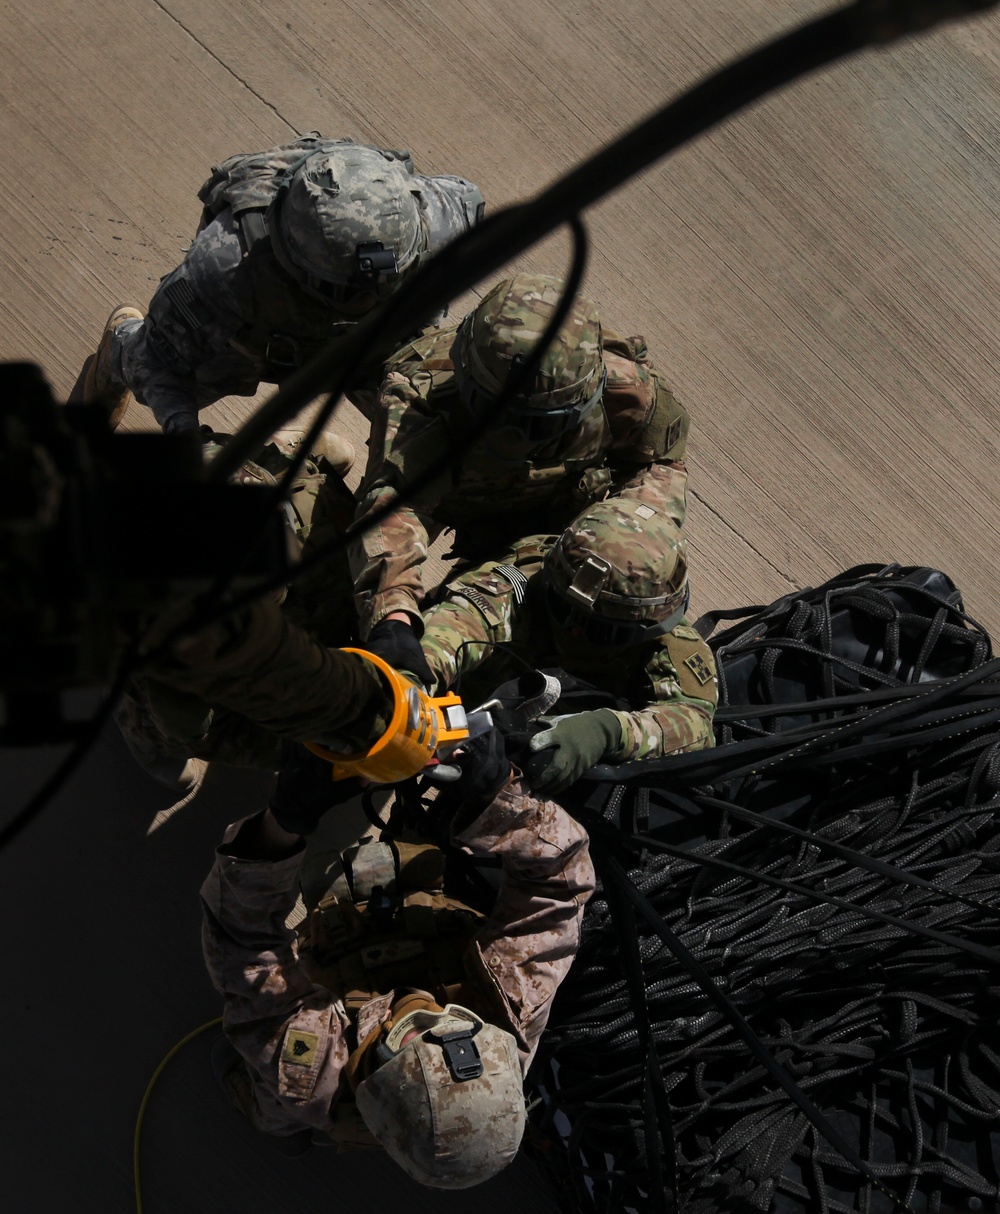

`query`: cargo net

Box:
[530,567,1000,1214]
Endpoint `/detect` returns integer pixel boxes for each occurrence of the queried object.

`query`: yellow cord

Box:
[133,1016,223,1214]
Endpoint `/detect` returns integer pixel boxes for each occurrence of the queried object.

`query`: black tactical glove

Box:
[363,617,435,688]
[433,727,512,830]
[523,709,624,794]
[268,740,362,836]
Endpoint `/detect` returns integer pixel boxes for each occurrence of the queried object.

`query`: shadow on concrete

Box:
[1,722,560,1214]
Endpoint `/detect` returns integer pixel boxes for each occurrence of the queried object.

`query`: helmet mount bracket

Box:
[566,554,611,607]
[356,240,399,282]
[427,1025,484,1082]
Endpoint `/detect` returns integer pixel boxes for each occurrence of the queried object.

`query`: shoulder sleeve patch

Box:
[664,414,684,457]
[163,277,211,333]
[659,627,718,705]
[684,651,715,686]
[282,1028,320,1067]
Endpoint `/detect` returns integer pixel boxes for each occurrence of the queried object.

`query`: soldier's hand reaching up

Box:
[363,614,435,689]
[524,710,623,794]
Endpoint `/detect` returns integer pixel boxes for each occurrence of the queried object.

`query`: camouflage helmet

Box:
[268,145,424,304]
[354,1000,525,1188]
[452,274,607,451]
[544,498,690,647]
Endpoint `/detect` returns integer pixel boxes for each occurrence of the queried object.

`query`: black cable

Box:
[596,847,916,1213]
[628,827,1000,967]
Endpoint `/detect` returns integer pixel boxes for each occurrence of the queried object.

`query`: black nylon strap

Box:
[598,849,914,1214]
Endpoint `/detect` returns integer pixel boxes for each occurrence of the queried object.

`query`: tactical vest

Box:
[196,134,482,381]
[295,835,486,1149]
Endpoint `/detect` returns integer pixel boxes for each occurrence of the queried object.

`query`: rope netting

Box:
[530,567,1000,1214]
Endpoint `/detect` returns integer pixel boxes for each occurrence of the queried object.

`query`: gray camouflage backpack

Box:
[196,133,415,231]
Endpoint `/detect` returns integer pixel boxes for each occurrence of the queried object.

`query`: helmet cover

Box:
[355,1003,525,1188]
[270,145,424,301]
[453,274,605,448]
[545,497,689,646]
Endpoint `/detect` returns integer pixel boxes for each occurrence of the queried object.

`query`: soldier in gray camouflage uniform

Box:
[81,135,484,433]
[201,730,594,1183]
[348,273,691,676]
[419,496,717,791]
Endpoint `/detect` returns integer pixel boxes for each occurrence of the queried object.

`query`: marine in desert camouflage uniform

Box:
[420,496,717,789]
[81,135,484,433]
[349,272,691,640]
[201,731,594,1185]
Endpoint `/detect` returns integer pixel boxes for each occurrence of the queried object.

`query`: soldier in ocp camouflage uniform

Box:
[80,134,484,433]
[420,496,718,792]
[348,272,691,659]
[201,730,594,1184]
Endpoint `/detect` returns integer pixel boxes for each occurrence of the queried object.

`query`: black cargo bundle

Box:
[529,566,1000,1214]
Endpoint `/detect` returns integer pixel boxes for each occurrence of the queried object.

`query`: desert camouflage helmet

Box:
[268,145,424,303]
[354,1000,525,1188]
[453,274,606,448]
[545,498,690,646]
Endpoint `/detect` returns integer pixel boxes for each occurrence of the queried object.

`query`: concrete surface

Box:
[3,1,1000,1211]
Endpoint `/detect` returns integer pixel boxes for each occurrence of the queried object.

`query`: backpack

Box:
[196,133,415,231]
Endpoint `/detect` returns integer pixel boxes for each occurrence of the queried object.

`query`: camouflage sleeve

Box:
[420,564,520,693]
[607,622,718,761]
[614,458,689,528]
[452,780,595,1072]
[118,212,251,433]
[348,367,451,635]
[200,816,351,1135]
[416,173,485,248]
[146,595,391,752]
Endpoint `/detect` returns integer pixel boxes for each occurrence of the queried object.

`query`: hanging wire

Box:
[133,1017,222,1214]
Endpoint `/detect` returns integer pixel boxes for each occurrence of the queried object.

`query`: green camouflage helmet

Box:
[545,498,690,646]
[269,145,424,303]
[355,1003,525,1188]
[453,274,606,449]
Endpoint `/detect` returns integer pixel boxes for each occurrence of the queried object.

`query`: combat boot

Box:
[210,1036,313,1156]
[81,304,145,429]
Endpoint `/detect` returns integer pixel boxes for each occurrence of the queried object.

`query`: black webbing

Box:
[595,845,914,1213]
[528,566,1000,1213]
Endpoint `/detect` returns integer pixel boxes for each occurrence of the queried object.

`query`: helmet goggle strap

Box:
[501,368,607,448]
[545,578,691,649]
[372,1000,486,1083]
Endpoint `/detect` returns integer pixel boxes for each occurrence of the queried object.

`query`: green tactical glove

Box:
[524,709,623,794]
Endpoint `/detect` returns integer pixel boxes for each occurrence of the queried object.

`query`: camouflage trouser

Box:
[210,436,361,647]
